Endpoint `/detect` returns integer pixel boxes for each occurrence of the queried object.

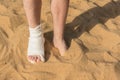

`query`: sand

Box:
[0,0,120,80]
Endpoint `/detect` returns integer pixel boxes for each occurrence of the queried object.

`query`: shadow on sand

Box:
[44,1,120,61]
[45,1,120,47]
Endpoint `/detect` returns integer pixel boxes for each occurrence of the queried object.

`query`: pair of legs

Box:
[23,0,69,63]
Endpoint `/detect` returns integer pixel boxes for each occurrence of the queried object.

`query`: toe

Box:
[36,56,41,62]
[27,55,42,63]
[27,56,32,61]
[34,56,39,62]
[27,56,32,63]
[29,56,36,63]
[32,56,37,62]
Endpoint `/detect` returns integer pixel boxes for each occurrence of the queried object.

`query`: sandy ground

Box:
[0,0,120,80]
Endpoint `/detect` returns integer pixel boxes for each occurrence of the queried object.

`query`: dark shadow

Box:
[44,1,120,48]
[114,62,120,80]
[44,39,53,61]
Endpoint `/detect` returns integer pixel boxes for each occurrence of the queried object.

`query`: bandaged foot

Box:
[27,24,45,64]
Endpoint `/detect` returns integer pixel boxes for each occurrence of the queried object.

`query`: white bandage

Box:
[27,24,45,63]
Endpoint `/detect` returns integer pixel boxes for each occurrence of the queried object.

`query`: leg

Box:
[23,0,45,63]
[51,0,69,56]
[23,0,41,28]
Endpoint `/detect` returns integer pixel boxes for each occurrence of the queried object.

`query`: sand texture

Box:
[0,0,120,80]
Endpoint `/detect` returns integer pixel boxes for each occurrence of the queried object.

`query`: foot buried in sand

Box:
[53,38,68,56]
[27,24,45,64]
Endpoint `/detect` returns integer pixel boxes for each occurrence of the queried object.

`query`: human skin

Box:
[23,0,69,63]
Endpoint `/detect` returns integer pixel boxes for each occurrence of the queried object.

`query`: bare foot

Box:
[53,38,68,56]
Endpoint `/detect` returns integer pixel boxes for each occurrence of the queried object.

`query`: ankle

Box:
[29,24,43,38]
[53,37,64,41]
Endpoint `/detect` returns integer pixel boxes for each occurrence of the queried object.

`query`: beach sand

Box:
[0,0,120,80]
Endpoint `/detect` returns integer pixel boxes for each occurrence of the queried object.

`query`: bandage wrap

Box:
[27,24,45,62]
